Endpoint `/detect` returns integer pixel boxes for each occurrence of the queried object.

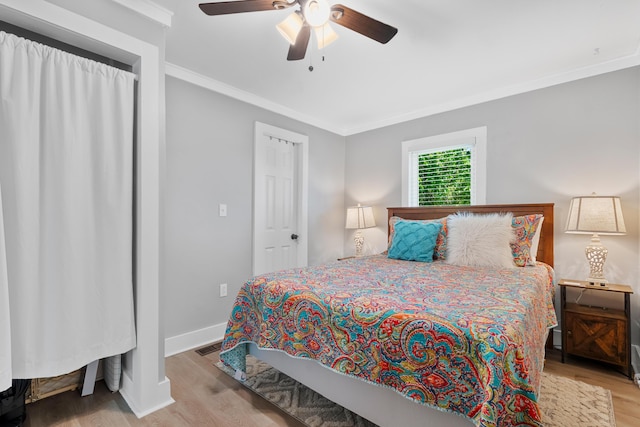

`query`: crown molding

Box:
[165,62,345,136]
[167,53,640,138]
[110,0,172,27]
[345,53,640,136]
[168,49,640,138]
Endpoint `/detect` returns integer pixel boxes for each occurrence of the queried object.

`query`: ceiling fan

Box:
[199,0,398,61]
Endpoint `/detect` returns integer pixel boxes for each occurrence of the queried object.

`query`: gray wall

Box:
[345,67,640,345]
[165,60,640,348]
[164,76,346,339]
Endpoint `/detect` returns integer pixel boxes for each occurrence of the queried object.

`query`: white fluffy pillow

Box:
[445,212,516,268]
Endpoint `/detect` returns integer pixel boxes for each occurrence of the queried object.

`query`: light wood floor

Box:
[543,350,640,427]
[22,348,640,426]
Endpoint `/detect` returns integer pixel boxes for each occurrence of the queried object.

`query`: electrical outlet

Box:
[219,283,228,297]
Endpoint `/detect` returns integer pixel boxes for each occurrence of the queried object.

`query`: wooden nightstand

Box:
[559,278,634,379]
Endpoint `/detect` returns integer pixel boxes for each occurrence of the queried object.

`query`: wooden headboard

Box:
[387,204,554,267]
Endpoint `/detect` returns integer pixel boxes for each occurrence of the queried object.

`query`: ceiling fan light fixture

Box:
[303,0,330,27]
[198,1,398,61]
[276,11,304,45]
[315,22,338,49]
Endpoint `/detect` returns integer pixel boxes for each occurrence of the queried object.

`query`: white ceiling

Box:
[153,0,640,135]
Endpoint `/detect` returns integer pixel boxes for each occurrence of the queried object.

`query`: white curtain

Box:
[0,31,136,379]
[0,183,11,390]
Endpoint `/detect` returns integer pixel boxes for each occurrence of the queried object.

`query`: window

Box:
[402,127,487,206]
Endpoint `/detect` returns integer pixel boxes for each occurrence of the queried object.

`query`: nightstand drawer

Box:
[565,309,627,366]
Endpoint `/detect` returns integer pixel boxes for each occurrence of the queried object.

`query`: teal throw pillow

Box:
[387,220,442,262]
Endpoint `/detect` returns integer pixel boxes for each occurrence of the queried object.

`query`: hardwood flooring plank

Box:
[21,347,639,426]
[544,349,640,426]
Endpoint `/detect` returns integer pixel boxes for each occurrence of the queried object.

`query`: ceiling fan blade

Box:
[287,24,311,61]
[330,4,397,44]
[199,0,284,16]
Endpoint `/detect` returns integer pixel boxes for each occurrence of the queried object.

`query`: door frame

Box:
[253,122,308,275]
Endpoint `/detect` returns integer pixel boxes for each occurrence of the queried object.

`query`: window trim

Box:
[401,127,487,206]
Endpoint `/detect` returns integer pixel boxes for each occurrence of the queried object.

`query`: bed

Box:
[220,203,557,427]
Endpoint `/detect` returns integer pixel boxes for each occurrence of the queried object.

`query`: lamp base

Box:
[353,230,364,257]
[585,234,608,284]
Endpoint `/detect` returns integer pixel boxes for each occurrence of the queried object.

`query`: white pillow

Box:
[445,212,516,268]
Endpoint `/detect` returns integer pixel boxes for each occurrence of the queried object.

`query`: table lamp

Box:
[345,204,376,257]
[565,194,626,284]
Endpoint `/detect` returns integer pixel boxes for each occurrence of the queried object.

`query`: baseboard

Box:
[164,323,227,357]
[119,321,227,417]
[120,373,174,418]
[632,344,640,388]
[552,328,561,349]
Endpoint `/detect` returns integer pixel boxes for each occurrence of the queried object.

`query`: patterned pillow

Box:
[387,221,442,262]
[388,216,448,260]
[511,214,544,267]
[529,216,545,263]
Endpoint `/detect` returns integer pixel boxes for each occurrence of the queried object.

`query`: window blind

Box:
[408,144,473,206]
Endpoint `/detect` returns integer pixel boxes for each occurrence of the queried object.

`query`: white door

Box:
[253,122,308,276]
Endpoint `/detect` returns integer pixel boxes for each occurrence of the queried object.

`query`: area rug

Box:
[216,355,616,427]
[538,371,616,427]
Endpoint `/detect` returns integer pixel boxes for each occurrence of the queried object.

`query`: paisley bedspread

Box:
[219,255,557,427]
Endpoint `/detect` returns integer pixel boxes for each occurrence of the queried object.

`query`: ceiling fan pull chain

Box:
[321,23,325,62]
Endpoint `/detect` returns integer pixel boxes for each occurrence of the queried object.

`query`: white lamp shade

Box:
[276,12,304,45]
[565,195,626,235]
[346,204,376,229]
[314,23,338,49]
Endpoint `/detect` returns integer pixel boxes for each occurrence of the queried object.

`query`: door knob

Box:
[291,234,299,240]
